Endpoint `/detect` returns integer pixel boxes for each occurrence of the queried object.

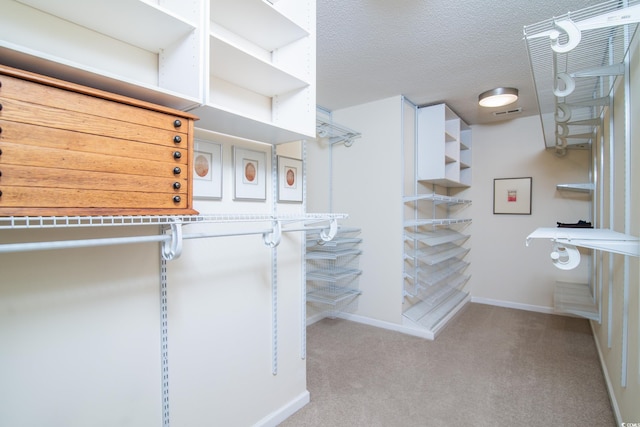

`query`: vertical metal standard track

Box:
[272,243,278,375]
[301,140,307,360]
[160,257,170,426]
[271,146,279,376]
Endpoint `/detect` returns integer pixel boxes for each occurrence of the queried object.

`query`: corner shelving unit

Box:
[402,193,472,334]
[416,104,472,187]
[306,227,362,319]
[401,102,472,337]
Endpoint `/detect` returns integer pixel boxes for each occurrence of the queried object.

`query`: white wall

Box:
[308,96,405,324]
[471,115,591,310]
[590,34,640,424]
[0,132,308,427]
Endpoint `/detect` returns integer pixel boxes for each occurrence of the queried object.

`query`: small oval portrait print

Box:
[244,160,257,183]
[194,153,210,178]
[286,168,296,187]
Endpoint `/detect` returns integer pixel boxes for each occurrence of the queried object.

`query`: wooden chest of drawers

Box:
[0,65,198,216]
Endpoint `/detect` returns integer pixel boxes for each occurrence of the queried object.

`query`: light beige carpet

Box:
[280,303,615,426]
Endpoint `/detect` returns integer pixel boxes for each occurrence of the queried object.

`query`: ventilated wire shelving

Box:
[402,192,471,332]
[306,227,362,318]
[524,0,640,154]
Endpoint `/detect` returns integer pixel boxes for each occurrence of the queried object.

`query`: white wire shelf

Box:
[404,243,469,266]
[0,213,349,260]
[404,218,472,228]
[403,194,471,205]
[404,259,469,288]
[306,267,362,282]
[315,118,362,146]
[306,286,362,306]
[524,0,640,151]
[403,287,469,331]
[0,213,348,230]
[405,229,469,246]
[306,236,362,250]
[306,249,362,260]
[554,281,600,321]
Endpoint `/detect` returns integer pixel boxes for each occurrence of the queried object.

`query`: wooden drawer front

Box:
[0,74,188,136]
[0,65,197,216]
[0,97,186,148]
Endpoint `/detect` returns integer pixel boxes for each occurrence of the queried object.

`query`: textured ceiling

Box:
[316,0,604,125]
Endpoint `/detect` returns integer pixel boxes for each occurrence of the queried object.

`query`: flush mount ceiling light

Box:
[478,87,519,108]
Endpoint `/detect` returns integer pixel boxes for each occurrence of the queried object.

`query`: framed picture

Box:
[233,146,267,201]
[193,140,222,200]
[493,177,532,215]
[277,156,303,203]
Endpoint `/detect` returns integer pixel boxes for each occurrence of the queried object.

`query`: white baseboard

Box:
[253,390,310,427]
[471,296,555,314]
[589,321,622,426]
[336,312,436,340]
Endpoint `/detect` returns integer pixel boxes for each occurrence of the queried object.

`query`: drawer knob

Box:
[173,195,181,203]
[173,119,182,128]
[173,182,181,190]
[173,167,181,175]
[173,135,182,144]
[173,151,182,159]
[0,103,3,111]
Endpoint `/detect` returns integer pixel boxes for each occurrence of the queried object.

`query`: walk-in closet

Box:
[1,0,639,426]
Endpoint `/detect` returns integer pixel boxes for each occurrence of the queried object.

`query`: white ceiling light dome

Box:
[478,87,519,108]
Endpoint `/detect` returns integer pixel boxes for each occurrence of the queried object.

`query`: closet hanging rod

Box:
[0,219,344,259]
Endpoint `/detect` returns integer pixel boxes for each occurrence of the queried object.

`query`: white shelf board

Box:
[526,227,639,257]
[190,102,315,144]
[209,34,308,97]
[0,42,202,111]
[210,0,309,51]
[16,0,196,53]
[556,183,595,193]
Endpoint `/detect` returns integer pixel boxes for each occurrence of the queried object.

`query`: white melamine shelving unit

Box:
[0,0,203,110]
[417,104,472,187]
[192,0,316,144]
[0,0,316,145]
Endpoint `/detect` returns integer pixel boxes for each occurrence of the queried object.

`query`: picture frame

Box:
[193,140,222,200]
[493,177,532,215]
[233,146,267,201]
[277,156,303,203]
